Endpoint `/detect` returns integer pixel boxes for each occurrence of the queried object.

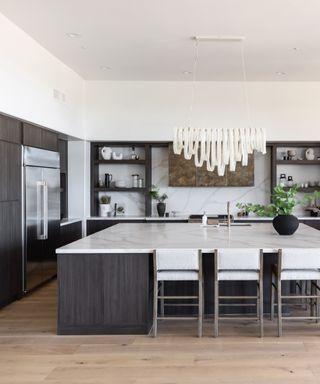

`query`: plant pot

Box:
[272,215,299,236]
[99,203,111,217]
[157,202,166,217]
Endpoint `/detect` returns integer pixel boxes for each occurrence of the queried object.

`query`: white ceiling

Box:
[1,0,320,81]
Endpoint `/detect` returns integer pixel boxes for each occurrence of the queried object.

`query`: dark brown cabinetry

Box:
[0,115,21,144]
[23,123,58,151]
[0,115,23,308]
[60,221,82,247]
[59,139,68,219]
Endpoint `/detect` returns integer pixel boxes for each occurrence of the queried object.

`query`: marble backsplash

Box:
[151,147,272,217]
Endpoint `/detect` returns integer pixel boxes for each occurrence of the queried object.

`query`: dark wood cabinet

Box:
[0,115,21,144]
[0,201,22,307]
[60,222,82,247]
[23,123,58,151]
[86,219,146,235]
[0,141,21,202]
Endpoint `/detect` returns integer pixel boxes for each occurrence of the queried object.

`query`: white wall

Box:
[85,81,320,141]
[0,14,85,139]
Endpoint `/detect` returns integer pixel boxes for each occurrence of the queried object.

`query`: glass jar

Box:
[138,178,144,188]
[132,174,139,188]
[279,174,286,186]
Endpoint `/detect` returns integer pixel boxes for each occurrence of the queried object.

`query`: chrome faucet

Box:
[227,201,231,227]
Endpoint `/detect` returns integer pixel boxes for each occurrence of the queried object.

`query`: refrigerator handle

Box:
[43,182,48,240]
[36,181,48,240]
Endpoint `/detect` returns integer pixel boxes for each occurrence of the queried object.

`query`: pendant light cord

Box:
[240,40,252,128]
[188,38,199,128]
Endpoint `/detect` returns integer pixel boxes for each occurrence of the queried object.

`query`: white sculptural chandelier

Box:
[173,37,266,176]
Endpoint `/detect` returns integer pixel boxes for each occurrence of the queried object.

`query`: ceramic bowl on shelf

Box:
[112,152,123,160]
[115,180,126,188]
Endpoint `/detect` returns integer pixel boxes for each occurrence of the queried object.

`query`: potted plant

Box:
[99,195,111,217]
[237,185,300,235]
[303,190,320,217]
[149,185,168,217]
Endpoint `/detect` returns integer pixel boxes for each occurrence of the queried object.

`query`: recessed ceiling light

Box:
[100,65,112,71]
[182,71,192,75]
[275,71,286,76]
[66,32,81,38]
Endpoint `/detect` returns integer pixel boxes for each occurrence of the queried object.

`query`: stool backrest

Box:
[155,249,200,271]
[281,248,320,270]
[216,248,262,270]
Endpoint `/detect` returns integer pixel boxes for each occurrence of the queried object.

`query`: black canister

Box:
[105,173,112,188]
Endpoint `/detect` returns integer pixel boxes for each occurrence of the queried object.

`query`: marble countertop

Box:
[60,218,82,227]
[56,222,320,254]
[87,216,189,221]
[235,216,320,221]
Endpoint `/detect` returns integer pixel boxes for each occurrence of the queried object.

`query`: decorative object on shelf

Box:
[100,147,112,160]
[306,148,315,161]
[138,177,144,188]
[112,151,123,160]
[105,173,112,188]
[131,146,139,160]
[236,185,300,235]
[279,173,286,186]
[98,177,104,187]
[287,150,297,160]
[115,180,126,188]
[287,176,294,187]
[116,204,125,216]
[132,174,139,188]
[149,184,168,217]
[173,36,266,176]
[99,195,112,217]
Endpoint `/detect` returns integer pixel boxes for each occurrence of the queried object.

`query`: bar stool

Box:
[152,249,203,337]
[270,248,320,337]
[214,248,264,337]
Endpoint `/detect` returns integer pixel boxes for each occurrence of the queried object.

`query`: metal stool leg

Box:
[160,282,164,317]
[198,279,203,337]
[214,279,219,337]
[153,280,158,337]
[270,270,275,321]
[277,279,282,337]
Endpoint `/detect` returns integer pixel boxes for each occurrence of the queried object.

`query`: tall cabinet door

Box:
[25,166,44,291]
[42,168,60,282]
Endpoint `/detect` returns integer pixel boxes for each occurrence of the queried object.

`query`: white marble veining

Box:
[57,223,320,254]
[151,147,275,216]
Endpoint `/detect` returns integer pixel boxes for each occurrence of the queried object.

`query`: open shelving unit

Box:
[90,142,152,216]
[270,141,320,193]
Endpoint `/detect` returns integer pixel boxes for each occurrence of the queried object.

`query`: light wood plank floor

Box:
[0,280,320,383]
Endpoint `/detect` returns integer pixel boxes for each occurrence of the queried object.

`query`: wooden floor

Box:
[0,281,320,384]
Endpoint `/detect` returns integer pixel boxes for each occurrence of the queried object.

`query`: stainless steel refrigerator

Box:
[23,146,60,292]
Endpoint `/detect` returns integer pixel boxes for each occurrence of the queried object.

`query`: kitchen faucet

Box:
[227,201,231,227]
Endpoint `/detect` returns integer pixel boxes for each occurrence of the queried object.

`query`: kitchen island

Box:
[56,223,320,335]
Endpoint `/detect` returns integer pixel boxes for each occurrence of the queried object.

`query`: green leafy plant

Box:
[149,184,168,203]
[237,185,300,217]
[100,195,111,204]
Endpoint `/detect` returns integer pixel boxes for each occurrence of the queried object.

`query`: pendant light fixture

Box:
[173,36,266,176]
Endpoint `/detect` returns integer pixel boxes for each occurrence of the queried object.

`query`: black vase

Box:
[272,215,299,236]
[157,202,166,217]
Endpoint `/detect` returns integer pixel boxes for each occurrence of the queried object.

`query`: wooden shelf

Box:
[94,187,147,193]
[276,160,320,165]
[95,159,146,165]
